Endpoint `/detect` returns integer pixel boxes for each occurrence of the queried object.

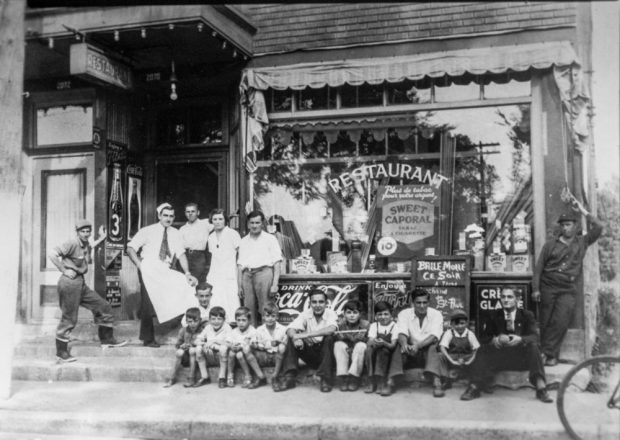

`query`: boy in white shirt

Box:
[196,306,232,388]
[226,306,267,389]
[250,302,287,388]
[437,309,480,397]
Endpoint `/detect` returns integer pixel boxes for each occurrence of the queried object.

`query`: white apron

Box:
[140,259,197,323]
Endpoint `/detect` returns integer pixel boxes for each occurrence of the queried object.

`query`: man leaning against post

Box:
[273,289,338,393]
[237,210,282,326]
[49,220,127,363]
[532,198,603,367]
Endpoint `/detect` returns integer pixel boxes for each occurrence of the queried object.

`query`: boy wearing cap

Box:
[437,309,479,397]
[532,199,603,366]
[49,220,127,362]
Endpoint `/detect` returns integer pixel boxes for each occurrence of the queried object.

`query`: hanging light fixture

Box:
[114,30,120,42]
[168,23,175,31]
[197,23,204,32]
[232,49,237,58]
[221,40,227,50]
[169,60,178,101]
[48,37,54,49]
[141,28,147,38]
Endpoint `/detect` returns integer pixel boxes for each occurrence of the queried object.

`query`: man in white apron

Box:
[127,203,199,347]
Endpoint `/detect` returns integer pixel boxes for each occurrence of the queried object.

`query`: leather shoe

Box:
[460,385,480,401]
[193,377,211,388]
[545,357,558,367]
[536,388,553,403]
[380,382,394,397]
[338,376,349,392]
[433,386,445,398]
[274,377,296,392]
[347,376,360,392]
[163,379,176,388]
[364,379,377,394]
[218,378,227,389]
[320,378,333,393]
[248,377,267,389]
[143,341,160,348]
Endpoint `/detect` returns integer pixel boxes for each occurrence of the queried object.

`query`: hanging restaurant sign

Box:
[70,43,133,90]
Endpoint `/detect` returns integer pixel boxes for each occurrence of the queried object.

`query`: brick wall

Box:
[239,2,576,55]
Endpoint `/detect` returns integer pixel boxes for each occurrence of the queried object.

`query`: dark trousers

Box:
[365,345,395,378]
[469,341,546,387]
[186,250,207,283]
[138,271,156,343]
[281,335,335,382]
[540,290,576,359]
[56,274,114,341]
[387,343,442,379]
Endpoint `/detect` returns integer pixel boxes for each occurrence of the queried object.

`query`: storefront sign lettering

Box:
[328,163,448,193]
[70,43,133,90]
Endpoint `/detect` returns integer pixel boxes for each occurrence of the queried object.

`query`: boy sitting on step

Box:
[364,301,399,395]
[334,300,369,392]
[227,307,267,389]
[436,309,480,396]
[196,306,232,388]
[164,307,207,388]
[250,302,288,388]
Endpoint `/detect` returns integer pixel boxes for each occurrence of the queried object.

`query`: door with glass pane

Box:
[31,154,95,322]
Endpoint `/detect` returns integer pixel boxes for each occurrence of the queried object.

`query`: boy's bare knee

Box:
[175,349,185,358]
[235,351,245,360]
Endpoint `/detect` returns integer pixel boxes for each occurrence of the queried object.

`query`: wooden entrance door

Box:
[31,153,95,322]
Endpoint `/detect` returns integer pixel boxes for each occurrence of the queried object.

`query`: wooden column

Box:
[0,0,25,400]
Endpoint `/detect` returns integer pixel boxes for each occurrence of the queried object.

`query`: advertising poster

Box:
[106,141,127,250]
[376,184,440,259]
[276,282,370,324]
[105,274,122,307]
[474,282,529,336]
[372,279,411,318]
[126,164,143,241]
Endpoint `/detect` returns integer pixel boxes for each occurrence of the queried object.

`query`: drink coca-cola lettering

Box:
[108,164,124,243]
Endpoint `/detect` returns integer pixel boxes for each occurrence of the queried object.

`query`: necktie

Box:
[506,314,515,332]
[159,227,171,262]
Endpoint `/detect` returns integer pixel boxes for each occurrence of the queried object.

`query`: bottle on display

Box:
[129,180,139,238]
[108,164,124,243]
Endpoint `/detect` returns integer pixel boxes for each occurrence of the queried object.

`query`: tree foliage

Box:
[597,176,620,282]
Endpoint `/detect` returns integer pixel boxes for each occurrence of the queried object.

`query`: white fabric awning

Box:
[241,41,578,91]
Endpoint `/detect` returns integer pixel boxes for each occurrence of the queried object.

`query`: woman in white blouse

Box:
[206,209,241,324]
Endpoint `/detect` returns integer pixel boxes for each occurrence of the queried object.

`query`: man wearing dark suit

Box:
[461,286,553,403]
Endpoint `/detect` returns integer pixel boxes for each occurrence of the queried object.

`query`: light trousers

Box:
[334,340,367,377]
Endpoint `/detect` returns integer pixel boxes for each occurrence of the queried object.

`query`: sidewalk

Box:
[1,379,613,440]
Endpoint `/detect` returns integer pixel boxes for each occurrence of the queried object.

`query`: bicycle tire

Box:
[557,355,620,440]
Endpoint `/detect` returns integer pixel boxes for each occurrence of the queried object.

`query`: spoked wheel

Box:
[557,356,620,440]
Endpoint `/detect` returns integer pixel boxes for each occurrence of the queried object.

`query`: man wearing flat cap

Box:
[532,198,603,366]
[49,220,126,362]
[127,203,199,347]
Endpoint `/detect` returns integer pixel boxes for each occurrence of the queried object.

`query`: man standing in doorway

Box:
[237,210,282,326]
[180,202,213,282]
[49,220,127,362]
[127,203,199,347]
[532,199,603,366]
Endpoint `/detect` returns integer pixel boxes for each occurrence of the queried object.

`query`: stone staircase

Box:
[12,321,579,389]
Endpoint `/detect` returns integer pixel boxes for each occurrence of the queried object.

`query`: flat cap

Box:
[557,212,578,223]
[450,309,469,322]
[75,219,92,230]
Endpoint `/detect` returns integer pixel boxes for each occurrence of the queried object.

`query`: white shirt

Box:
[287,308,338,344]
[227,326,257,346]
[368,321,399,340]
[127,223,185,262]
[197,322,232,346]
[237,231,282,269]
[180,218,213,251]
[253,322,288,349]
[439,328,480,351]
[396,307,444,344]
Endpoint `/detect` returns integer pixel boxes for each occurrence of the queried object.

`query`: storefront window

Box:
[36,105,92,147]
[257,81,532,275]
[387,79,432,105]
[296,86,336,111]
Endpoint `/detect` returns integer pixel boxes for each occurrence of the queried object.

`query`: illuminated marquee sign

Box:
[70,43,133,90]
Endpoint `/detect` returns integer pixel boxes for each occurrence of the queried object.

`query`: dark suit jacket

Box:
[479,308,540,346]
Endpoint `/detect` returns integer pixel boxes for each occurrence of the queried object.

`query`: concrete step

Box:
[14,341,176,358]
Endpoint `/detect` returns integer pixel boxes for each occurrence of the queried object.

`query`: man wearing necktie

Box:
[461,286,552,403]
[127,203,198,347]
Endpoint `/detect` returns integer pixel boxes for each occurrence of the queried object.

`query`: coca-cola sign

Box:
[275,282,370,324]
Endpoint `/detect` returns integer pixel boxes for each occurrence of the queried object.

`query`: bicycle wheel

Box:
[557,355,620,440]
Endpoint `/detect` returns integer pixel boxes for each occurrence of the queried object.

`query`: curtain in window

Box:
[43,171,85,268]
